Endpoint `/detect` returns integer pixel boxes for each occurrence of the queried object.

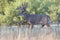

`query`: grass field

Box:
[0,24,60,40]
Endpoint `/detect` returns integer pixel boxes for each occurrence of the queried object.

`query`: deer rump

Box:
[24,14,51,29]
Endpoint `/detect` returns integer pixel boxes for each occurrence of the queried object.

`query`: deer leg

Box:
[46,24,50,27]
[30,24,33,29]
[42,24,45,28]
[27,21,33,29]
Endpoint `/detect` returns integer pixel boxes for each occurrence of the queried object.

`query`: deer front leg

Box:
[29,24,33,29]
[27,21,33,29]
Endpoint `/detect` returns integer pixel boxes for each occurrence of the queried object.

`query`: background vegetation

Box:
[0,0,60,26]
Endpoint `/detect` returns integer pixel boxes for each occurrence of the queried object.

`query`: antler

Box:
[17,2,28,11]
[21,2,28,12]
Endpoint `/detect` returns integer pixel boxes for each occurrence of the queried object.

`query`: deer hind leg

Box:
[42,24,45,27]
[47,24,50,27]
[45,23,50,27]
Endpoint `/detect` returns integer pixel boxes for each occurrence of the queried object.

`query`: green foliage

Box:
[0,0,60,26]
[0,15,12,25]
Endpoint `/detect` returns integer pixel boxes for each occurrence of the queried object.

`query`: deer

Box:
[16,2,51,29]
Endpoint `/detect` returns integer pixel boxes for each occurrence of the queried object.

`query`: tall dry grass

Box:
[0,25,60,40]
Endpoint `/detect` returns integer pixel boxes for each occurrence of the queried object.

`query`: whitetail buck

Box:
[17,2,51,29]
